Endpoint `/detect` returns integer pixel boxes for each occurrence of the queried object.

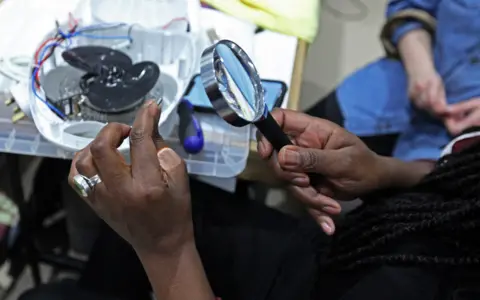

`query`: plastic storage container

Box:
[0,0,251,178]
[0,98,250,177]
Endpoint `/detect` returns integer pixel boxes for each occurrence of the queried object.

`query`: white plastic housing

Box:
[29,24,196,153]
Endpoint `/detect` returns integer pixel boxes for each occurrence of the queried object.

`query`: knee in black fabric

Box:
[78,223,151,300]
[19,280,119,300]
[453,289,480,300]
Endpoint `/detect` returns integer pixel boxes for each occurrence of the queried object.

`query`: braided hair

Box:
[322,141,480,271]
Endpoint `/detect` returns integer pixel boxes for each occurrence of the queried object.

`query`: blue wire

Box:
[76,22,127,33]
[57,27,69,39]
[32,23,132,119]
[71,23,131,41]
[32,42,68,119]
[74,33,132,41]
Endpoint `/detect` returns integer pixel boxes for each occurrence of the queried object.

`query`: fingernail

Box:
[258,139,265,154]
[292,176,308,185]
[144,100,154,107]
[321,222,333,235]
[282,149,300,167]
[157,147,182,171]
[323,206,340,215]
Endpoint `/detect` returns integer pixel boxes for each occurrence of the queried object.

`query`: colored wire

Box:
[34,37,71,86]
[68,12,79,30]
[34,37,60,64]
[76,22,128,33]
[161,17,189,30]
[73,22,132,42]
[32,21,132,119]
[32,42,68,119]
[31,16,134,119]
[73,33,132,40]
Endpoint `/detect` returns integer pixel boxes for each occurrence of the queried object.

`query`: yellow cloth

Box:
[202,0,319,43]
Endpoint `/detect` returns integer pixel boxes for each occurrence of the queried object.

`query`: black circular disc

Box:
[84,62,160,113]
[62,46,133,72]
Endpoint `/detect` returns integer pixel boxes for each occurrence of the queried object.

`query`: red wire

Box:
[34,13,79,87]
[161,17,189,30]
[68,12,78,30]
[34,37,58,63]
[34,37,64,87]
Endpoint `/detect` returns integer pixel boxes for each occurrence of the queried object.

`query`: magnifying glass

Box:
[200,40,292,152]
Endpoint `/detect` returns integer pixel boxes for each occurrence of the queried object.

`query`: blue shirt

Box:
[336,0,480,161]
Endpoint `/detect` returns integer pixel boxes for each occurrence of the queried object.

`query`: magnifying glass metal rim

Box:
[199,40,321,186]
[200,39,265,126]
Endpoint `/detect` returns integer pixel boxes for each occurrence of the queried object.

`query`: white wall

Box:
[300,0,389,110]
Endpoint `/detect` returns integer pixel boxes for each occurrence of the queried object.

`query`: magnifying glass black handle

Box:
[256,111,323,186]
[255,112,293,151]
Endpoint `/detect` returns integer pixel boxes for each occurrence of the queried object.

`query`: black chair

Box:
[1,155,91,299]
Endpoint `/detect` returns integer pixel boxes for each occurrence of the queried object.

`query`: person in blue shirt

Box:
[306,0,480,161]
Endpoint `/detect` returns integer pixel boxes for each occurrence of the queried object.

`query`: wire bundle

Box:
[32,13,132,119]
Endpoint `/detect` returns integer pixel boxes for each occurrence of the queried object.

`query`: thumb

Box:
[278,146,336,174]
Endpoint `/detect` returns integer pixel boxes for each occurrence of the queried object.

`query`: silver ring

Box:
[72,174,102,198]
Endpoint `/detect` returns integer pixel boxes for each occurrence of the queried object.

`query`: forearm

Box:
[377,156,434,189]
[138,242,215,300]
[398,28,435,76]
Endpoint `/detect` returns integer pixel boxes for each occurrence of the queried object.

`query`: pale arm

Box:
[386,0,439,75]
[397,29,435,78]
[138,242,215,300]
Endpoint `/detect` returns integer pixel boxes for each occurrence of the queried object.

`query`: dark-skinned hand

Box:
[68,101,192,256]
[257,109,385,235]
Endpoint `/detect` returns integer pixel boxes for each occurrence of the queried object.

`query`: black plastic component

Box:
[255,111,293,152]
[61,46,160,114]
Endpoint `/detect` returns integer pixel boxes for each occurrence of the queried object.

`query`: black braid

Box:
[344,254,480,270]
[321,141,480,272]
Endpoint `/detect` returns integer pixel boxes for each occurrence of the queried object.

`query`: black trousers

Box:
[305,92,400,157]
[20,179,321,300]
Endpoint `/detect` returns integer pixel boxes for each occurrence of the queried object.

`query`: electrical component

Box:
[31,17,134,119]
[26,14,193,154]
[39,45,162,124]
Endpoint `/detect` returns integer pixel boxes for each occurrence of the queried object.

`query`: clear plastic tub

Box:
[166,113,250,176]
[29,23,196,153]
[0,99,250,177]
[0,1,251,178]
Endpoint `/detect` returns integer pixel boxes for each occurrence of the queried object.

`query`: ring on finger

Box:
[72,174,102,198]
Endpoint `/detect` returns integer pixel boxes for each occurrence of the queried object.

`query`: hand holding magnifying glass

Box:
[199,42,394,234]
[199,40,337,231]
